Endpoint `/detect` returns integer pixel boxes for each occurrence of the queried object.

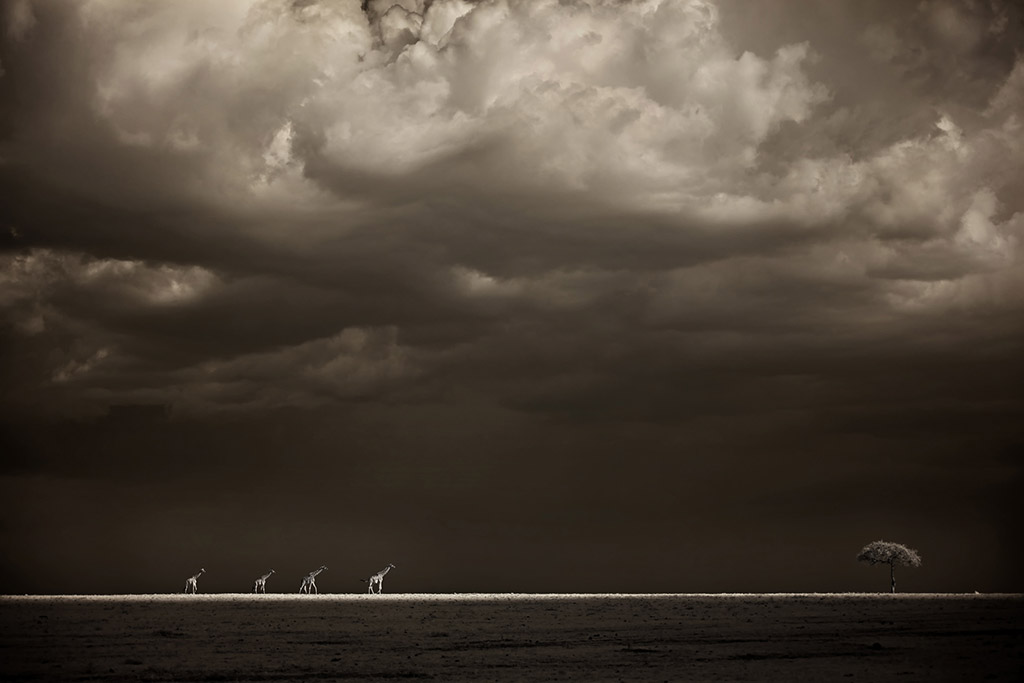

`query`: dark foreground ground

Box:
[1,593,1021,682]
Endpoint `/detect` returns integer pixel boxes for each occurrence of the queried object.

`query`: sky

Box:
[1,0,1022,595]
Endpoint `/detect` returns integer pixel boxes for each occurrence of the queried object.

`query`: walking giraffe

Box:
[253,569,275,593]
[299,566,327,594]
[184,568,205,594]
[362,564,396,594]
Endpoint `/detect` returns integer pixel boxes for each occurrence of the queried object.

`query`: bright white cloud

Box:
[73,0,831,207]
[0,249,219,311]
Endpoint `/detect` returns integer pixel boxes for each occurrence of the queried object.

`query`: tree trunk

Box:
[890,562,895,594]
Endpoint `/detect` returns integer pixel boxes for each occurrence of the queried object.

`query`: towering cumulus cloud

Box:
[0,1,1022,593]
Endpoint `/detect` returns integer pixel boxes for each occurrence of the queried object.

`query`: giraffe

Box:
[299,566,327,594]
[362,564,396,594]
[253,569,275,593]
[184,568,205,594]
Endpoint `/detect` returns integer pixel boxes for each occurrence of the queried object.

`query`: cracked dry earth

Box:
[1,594,1021,681]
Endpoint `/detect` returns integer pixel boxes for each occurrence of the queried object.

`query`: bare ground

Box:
[1,593,1021,682]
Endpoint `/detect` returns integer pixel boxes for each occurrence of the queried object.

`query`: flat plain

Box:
[1,593,1021,682]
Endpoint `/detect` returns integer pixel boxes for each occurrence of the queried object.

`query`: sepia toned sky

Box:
[1,0,1022,594]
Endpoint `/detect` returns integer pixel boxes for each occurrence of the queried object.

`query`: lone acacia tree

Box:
[857,540,921,593]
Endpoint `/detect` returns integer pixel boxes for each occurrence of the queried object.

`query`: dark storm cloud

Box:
[1,0,1022,593]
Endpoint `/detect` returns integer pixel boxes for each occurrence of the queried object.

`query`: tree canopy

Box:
[857,540,922,568]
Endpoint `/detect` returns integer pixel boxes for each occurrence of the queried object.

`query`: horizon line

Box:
[3,592,1022,600]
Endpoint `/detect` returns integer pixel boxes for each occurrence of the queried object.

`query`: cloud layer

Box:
[3,0,1021,420]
